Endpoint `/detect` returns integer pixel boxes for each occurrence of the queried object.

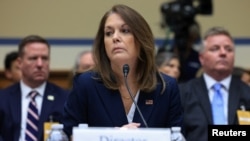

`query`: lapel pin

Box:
[145,99,153,105]
[47,95,54,101]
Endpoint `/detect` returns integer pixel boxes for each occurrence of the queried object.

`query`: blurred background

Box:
[0,0,249,88]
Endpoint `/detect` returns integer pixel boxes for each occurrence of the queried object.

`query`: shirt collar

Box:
[20,80,47,98]
[203,73,231,90]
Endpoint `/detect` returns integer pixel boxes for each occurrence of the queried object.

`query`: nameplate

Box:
[73,127,171,141]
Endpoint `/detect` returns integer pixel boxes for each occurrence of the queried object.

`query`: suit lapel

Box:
[4,83,22,141]
[228,77,240,124]
[133,90,156,127]
[10,84,22,136]
[38,83,56,139]
[195,77,214,124]
[95,82,128,126]
[95,80,162,127]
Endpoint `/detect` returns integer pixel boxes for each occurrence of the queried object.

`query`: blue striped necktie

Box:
[25,91,39,141]
[212,83,225,124]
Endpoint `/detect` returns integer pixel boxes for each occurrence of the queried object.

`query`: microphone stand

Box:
[123,64,148,128]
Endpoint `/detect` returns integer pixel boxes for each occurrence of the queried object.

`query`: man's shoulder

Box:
[231,76,250,90]
[46,81,69,93]
[0,82,20,94]
[75,71,99,83]
[179,77,202,88]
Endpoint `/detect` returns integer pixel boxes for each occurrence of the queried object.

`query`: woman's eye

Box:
[105,31,112,36]
[122,29,130,33]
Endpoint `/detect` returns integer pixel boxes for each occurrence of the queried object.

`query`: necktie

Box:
[25,91,39,141]
[211,83,225,124]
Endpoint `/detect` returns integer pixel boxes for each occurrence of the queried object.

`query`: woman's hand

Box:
[119,122,141,129]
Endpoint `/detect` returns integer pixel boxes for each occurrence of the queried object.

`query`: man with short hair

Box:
[179,27,250,141]
[0,35,69,141]
[73,50,95,74]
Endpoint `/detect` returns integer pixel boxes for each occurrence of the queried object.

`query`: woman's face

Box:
[104,13,139,65]
[241,72,250,86]
[158,58,180,79]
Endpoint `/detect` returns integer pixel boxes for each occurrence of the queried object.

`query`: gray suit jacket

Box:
[179,75,250,141]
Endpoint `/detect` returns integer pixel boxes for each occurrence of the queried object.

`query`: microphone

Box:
[122,64,148,128]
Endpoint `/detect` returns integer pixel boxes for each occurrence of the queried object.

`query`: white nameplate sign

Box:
[73,127,171,141]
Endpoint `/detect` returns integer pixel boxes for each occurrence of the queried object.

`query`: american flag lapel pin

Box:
[145,99,153,105]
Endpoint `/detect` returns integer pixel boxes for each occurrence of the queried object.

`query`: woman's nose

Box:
[112,31,120,43]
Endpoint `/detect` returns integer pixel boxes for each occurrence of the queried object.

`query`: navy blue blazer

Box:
[62,71,183,137]
[179,75,250,141]
[0,82,69,141]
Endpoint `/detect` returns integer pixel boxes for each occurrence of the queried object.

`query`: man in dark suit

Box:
[179,27,250,141]
[0,35,69,141]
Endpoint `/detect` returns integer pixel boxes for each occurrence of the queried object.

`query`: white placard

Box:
[73,127,171,141]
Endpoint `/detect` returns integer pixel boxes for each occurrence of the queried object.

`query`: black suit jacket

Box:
[62,71,183,137]
[179,75,250,141]
[0,82,69,141]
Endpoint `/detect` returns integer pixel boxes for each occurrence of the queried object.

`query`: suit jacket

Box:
[62,71,183,137]
[179,75,250,141]
[0,82,69,141]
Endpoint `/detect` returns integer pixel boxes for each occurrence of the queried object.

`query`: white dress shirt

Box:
[19,80,46,141]
[127,90,140,123]
[203,73,231,124]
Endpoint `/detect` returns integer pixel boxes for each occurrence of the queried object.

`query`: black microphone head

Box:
[123,64,130,77]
